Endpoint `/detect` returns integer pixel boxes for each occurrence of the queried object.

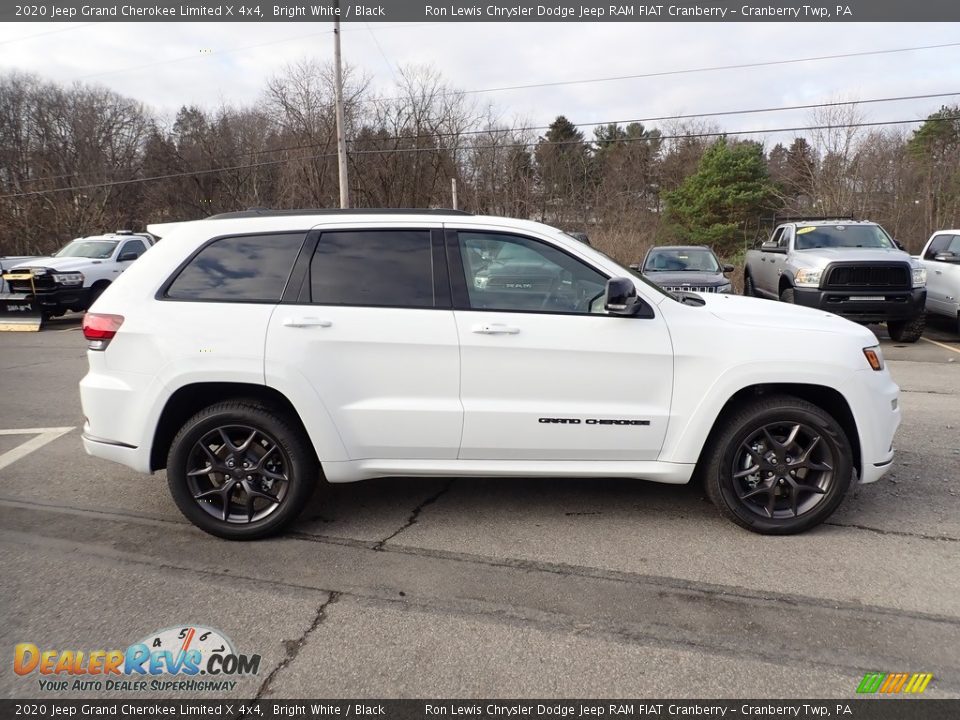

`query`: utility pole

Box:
[333,3,350,208]
[451,178,458,210]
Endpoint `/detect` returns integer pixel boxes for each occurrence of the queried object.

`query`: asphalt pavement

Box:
[1,314,959,699]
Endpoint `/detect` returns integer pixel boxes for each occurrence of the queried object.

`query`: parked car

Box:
[80,209,900,540]
[636,245,734,294]
[5,231,155,318]
[744,218,927,342]
[915,230,960,334]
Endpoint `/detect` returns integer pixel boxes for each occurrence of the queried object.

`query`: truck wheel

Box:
[702,394,852,535]
[779,287,795,304]
[887,313,926,343]
[88,282,109,308]
[743,274,757,297]
[166,400,318,540]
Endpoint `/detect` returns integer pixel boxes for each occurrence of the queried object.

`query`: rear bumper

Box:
[794,287,925,323]
[81,431,152,474]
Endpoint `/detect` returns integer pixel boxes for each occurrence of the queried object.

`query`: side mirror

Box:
[893,239,906,251]
[628,263,641,271]
[760,241,780,252]
[722,264,734,273]
[605,277,648,316]
[934,252,960,263]
[117,252,139,262]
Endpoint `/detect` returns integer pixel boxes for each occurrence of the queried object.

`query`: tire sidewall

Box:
[167,405,315,540]
[713,403,852,534]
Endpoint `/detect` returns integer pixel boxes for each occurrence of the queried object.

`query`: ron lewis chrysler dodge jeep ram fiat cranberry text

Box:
[79,209,901,539]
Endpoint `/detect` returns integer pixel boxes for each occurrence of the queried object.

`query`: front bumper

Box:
[851,368,901,484]
[794,287,925,323]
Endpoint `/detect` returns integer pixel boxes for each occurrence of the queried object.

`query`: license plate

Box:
[855,296,885,301]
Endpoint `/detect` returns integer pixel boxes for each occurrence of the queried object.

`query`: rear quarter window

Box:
[165,233,305,302]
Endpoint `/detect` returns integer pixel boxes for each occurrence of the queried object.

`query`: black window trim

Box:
[925,233,955,260]
[444,228,655,320]
[157,230,309,304]
[296,226,452,311]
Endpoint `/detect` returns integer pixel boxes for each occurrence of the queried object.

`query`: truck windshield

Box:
[55,240,118,259]
[644,248,720,272]
[794,225,895,250]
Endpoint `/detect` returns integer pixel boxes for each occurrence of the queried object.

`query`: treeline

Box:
[0,62,958,260]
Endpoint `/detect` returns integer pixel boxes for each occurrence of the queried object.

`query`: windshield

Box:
[584,243,676,301]
[794,225,895,250]
[54,240,118,259]
[644,248,720,272]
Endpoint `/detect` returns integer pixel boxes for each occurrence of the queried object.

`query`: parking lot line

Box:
[0,427,74,472]
[921,337,960,355]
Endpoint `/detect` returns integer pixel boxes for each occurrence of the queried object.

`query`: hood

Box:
[793,247,915,265]
[10,257,97,273]
[697,292,877,340]
[644,271,726,286]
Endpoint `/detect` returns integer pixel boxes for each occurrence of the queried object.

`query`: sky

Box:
[1,20,959,143]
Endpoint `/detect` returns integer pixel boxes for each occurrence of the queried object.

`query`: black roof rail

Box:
[205,207,473,220]
[773,215,859,224]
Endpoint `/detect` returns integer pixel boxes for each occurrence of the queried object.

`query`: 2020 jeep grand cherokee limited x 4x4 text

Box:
[79,209,901,539]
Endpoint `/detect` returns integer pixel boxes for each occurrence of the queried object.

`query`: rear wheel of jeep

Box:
[703,395,853,535]
[167,400,318,540]
[887,313,926,343]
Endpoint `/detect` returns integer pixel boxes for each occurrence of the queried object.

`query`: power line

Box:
[13,89,960,189]
[449,41,960,97]
[0,23,95,46]
[3,114,957,201]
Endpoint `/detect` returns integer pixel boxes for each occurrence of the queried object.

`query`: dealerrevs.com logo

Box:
[14,625,261,693]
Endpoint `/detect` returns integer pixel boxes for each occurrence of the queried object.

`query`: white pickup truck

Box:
[915,230,960,334]
[4,231,155,317]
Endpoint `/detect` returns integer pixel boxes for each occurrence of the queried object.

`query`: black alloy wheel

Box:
[703,394,853,534]
[167,400,317,540]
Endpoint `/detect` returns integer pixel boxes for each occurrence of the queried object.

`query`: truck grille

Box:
[4,273,54,294]
[822,263,910,290]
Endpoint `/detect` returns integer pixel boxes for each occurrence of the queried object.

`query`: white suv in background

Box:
[80,209,901,539]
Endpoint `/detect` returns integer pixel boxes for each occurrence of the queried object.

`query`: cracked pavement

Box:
[1,317,959,699]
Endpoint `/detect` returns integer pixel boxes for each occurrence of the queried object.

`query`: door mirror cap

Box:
[760,241,780,252]
[117,252,139,262]
[934,252,960,263]
[605,277,650,316]
[722,264,735,273]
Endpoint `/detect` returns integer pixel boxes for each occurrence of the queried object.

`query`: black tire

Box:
[167,400,318,540]
[702,394,853,535]
[887,313,926,343]
[779,287,795,304]
[743,273,756,297]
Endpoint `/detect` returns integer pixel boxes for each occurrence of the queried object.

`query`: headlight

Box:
[863,345,884,371]
[794,268,823,288]
[52,272,84,286]
[912,266,926,288]
[716,282,733,293]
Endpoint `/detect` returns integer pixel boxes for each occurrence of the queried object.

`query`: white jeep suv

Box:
[79,209,901,539]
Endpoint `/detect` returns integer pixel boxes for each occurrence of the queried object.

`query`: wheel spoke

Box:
[762,426,784,452]
[783,424,801,452]
[733,464,760,479]
[765,486,778,518]
[253,444,279,470]
[237,429,258,453]
[738,484,771,501]
[218,428,240,453]
[193,487,223,500]
[187,464,215,477]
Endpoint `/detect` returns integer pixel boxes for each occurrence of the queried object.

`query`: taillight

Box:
[83,313,124,350]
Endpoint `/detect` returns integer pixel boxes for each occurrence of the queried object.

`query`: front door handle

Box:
[472,323,519,335]
[283,317,332,328]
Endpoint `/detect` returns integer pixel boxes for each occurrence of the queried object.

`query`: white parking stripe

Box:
[920,337,960,355]
[0,427,74,471]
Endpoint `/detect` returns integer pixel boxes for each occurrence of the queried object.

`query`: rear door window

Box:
[310,229,436,308]
[165,233,305,302]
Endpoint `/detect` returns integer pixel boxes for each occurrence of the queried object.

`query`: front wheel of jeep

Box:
[703,395,853,535]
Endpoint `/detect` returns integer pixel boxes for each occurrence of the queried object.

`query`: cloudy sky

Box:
[2,21,959,141]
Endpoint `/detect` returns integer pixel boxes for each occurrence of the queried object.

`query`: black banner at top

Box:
[2,0,960,23]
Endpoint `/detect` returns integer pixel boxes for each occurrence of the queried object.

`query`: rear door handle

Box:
[283,317,332,328]
[472,323,519,335]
